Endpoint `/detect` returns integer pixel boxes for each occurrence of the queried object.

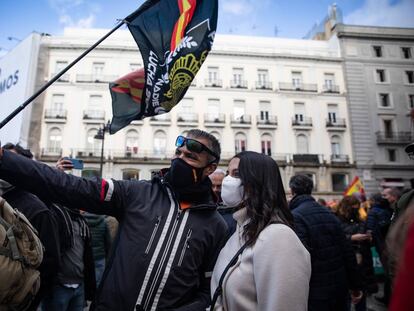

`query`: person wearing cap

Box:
[0,129,228,311]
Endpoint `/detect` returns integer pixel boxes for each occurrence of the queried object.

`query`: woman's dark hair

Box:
[234,151,293,245]
[337,195,361,221]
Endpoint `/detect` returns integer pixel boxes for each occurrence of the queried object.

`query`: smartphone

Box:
[63,157,84,170]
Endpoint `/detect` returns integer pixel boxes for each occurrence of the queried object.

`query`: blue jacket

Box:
[366,204,392,255]
[289,194,362,303]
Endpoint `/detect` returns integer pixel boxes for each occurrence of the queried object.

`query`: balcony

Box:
[255,81,273,90]
[112,148,140,159]
[75,149,102,158]
[292,154,322,165]
[52,73,70,82]
[230,80,248,89]
[204,113,226,127]
[76,74,119,83]
[41,148,62,157]
[322,84,340,93]
[83,110,105,121]
[204,79,222,88]
[292,117,313,129]
[44,109,67,121]
[230,114,252,128]
[279,82,318,92]
[257,115,278,129]
[331,154,350,164]
[149,114,171,126]
[177,113,198,126]
[376,131,413,144]
[326,118,346,130]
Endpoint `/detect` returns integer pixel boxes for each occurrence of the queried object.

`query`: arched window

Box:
[235,132,247,154]
[261,133,272,156]
[126,130,139,154]
[296,134,308,154]
[154,130,167,155]
[122,169,139,180]
[86,128,101,155]
[47,127,62,154]
[331,135,341,156]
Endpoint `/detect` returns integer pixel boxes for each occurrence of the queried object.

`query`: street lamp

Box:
[94,120,111,177]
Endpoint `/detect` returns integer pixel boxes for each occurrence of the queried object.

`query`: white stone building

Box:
[24,28,355,197]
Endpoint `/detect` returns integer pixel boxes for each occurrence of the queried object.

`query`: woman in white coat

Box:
[211,151,311,311]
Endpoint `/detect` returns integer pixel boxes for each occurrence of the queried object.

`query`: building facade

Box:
[332,24,414,193]
[24,28,355,198]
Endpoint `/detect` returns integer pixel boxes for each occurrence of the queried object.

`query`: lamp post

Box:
[94,121,111,178]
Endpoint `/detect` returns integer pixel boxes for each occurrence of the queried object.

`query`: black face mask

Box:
[168,158,205,189]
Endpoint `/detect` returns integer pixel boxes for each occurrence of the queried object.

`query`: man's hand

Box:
[351,233,370,242]
[350,290,363,304]
[56,157,74,171]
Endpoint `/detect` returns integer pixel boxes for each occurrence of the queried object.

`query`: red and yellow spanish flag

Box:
[109,0,218,134]
[344,176,365,197]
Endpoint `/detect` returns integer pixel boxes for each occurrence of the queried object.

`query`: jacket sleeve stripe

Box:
[100,179,107,202]
[104,179,114,202]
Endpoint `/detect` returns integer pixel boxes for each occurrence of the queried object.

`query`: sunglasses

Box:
[175,136,219,161]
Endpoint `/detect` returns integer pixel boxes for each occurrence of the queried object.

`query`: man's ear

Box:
[204,163,217,177]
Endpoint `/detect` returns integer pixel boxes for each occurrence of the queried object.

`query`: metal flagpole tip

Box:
[405,142,414,160]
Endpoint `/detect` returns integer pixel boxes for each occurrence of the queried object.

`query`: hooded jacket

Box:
[0,150,228,311]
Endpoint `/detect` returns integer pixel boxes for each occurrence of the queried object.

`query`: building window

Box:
[373,46,383,57]
[402,47,412,59]
[376,69,387,83]
[207,99,220,120]
[55,61,68,74]
[153,130,167,155]
[406,71,414,84]
[324,73,335,89]
[332,174,348,192]
[179,98,194,121]
[257,69,269,88]
[235,132,247,154]
[122,169,139,180]
[82,169,100,178]
[232,68,245,87]
[261,134,272,156]
[383,119,394,138]
[92,62,105,79]
[331,135,341,156]
[51,94,64,111]
[294,102,305,122]
[86,128,101,153]
[47,127,62,153]
[292,71,302,88]
[379,93,390,107]
[296,134,309,154]
[125,130,139,154]
[207,66,219,83]
[89,95,102,108]
[409,94,414,109]
[328,104,338,123]
[233,100,246,121]
[259,101,271,121]
[387,149,396,162]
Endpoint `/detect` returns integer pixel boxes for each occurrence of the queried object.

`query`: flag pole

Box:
[0,20,126,130]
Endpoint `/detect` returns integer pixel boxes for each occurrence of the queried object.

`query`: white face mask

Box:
[221,175,244,207]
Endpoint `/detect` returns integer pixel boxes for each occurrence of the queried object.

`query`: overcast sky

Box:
[1,0,414,57]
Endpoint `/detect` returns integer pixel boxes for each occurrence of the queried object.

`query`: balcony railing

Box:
[150,114,171,122]
[177,113,198,123]
[331,154,350,163]
[75,149,102,158]
[292,117,313,127]
[41,148,62,156]
[322,84,340,93]
[230,114,251,124]
[292,154,322,164]
[255,81,273,90]
[204,113,225,124]
[45,109,67,119]
[230,80,248,89]
[326,118,346,128]
[52,73,70,82]
[76,74,118,83]
[376,131,413,144]
[279,82,318,92]
[204,79,222,87]
[257,115,278,126]
[83,110,105,120]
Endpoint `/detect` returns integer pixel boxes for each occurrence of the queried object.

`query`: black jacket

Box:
[289,195,362,302]
[0,150,228,311]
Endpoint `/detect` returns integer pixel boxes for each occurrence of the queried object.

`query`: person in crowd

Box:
[210,168,236,236]
[337,196,377,311]
[288,175,363,311]
[0,143,60,311]
[83,212,112,287]
[317,197,327,207]
[0,129,228,311]
[382,187,401,221]
[211,151,311,311]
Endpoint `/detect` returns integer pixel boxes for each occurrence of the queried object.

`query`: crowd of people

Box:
[0,128,413,311]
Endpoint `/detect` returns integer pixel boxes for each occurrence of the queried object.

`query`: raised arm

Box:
[0,149,122,216]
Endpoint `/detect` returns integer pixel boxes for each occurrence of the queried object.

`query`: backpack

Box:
[0,196,44,310]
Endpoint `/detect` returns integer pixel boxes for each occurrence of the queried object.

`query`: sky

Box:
[1,0,414,57]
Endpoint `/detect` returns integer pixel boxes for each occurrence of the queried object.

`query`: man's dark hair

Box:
[187,129,221,163]
[289,174,314,195]
[2,143,33,159]
[370,193,390,209]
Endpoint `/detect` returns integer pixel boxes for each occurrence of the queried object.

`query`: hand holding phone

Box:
[58,157,84,170]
